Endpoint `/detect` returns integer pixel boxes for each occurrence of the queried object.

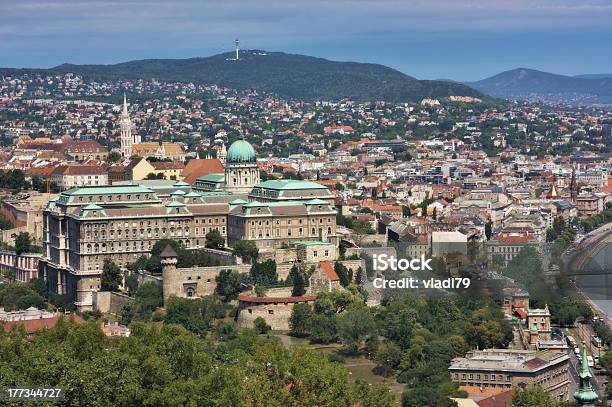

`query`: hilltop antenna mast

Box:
[235,39,239,60]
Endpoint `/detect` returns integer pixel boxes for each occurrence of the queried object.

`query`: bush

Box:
[253,317,271,334]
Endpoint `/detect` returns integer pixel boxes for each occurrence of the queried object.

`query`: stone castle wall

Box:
[236,294,315,331]
[162,262,251,305]
[93,291,131,315]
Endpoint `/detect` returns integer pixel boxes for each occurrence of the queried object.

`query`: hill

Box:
[467,68,612,104]
[2,50,485,102]
[574,73,612,80]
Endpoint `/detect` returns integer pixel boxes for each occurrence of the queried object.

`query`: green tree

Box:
[106,151,121,163]
[124,274,139,296]
[374,342,402,377]
[215,269,243,301]
[289,302,313,337]
[205,229,225,249]
[164,295,226,335]
[100,259,122,291]
[14,232,32,255]
[250,260,278,285]
[510,387,566,407]
[291,267,306,297]
[253,317,271,334]
[233,239,259,263]
[334,262,351,287]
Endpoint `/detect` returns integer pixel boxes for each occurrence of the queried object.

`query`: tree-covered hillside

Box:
[2,50,486,102]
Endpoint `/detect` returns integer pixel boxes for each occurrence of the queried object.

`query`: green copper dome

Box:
[227,139,256,163]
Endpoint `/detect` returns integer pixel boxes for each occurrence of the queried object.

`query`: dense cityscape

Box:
[1,2,612,406]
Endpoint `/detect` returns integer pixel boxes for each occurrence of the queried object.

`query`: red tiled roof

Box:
[492,235,531,244]
[183,159,224,184]
[319,261,339,281]
[238,294,316,303]
[1,314,85,334]
[150,161,185,170]
[477,390,513,407]
[459,386,508,399]
[64,141,107,153]
[52,165,107,175]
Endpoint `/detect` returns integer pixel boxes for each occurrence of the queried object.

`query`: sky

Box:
[1,0,611,81]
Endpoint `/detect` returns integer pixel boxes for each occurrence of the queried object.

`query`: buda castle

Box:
[39,138,337,310]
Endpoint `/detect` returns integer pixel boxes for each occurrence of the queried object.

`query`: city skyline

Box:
[1,0,611,81]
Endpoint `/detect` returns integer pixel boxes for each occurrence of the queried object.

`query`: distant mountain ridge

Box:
[467,68,612,104]
[1,50,485,103]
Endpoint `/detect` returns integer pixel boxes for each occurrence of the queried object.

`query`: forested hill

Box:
[467,68,612,104]
[2,50,486,102]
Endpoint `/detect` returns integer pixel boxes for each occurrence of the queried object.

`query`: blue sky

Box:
[1,0,611,81]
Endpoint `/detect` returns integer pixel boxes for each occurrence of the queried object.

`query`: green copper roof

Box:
[227,139,256,163]
[83,203,103,210]
[255,180,328,191]
[173,181,190,187]
[229,198,248,205]
[197,173,225,183]
[170,189,186,196]
[165,201,186,207]
[62,185,155,196]
[184,191,202,198]
[306,198,329,205]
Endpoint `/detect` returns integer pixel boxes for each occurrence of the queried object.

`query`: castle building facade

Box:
[39,139,338,310]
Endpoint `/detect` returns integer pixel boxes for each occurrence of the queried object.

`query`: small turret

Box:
[573,344,598,406]
[161,245,178,306]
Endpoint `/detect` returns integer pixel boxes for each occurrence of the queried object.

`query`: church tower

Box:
[119,93,132,158]
[570,165,578,204]
[119,94,134,157]
[218,143,227,165]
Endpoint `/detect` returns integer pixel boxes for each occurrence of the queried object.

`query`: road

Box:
[566,348,609,402]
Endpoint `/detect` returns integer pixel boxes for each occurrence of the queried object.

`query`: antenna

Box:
[235,39,239,60]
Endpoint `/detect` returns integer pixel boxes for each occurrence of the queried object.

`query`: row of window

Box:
[250,217,332,226]
[84,226,226,241]
[78,193,152,203]
[250,226,332,239]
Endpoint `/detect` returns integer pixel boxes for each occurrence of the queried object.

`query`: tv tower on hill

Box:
[235,39,239,60]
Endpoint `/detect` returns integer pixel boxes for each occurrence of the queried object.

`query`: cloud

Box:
[0,0,610,77]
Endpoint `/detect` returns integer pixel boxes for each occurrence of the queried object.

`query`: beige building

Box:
[0,192,55,245]
[160,244,250,305]
[236,289,316,331]
[40,185,230,310]
[449,349,570,401]
[308,260,341,295]
[127,158,184,181]
[228,198,337,250]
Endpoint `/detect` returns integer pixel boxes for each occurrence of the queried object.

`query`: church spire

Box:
[122,93,128,116]
[570,164,577,204]
[574,345,598,406]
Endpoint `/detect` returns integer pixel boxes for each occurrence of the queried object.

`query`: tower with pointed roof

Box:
[570,165,578,204]
[574,346,598,406]
[119,94,140,158]
[218,142,227,165]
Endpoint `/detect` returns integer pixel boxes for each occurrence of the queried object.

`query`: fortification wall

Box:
[93,291,131,315]
[236,295,315,331]
[162,263,251,305]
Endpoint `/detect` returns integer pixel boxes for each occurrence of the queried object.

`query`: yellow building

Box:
[127,158,184,181]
